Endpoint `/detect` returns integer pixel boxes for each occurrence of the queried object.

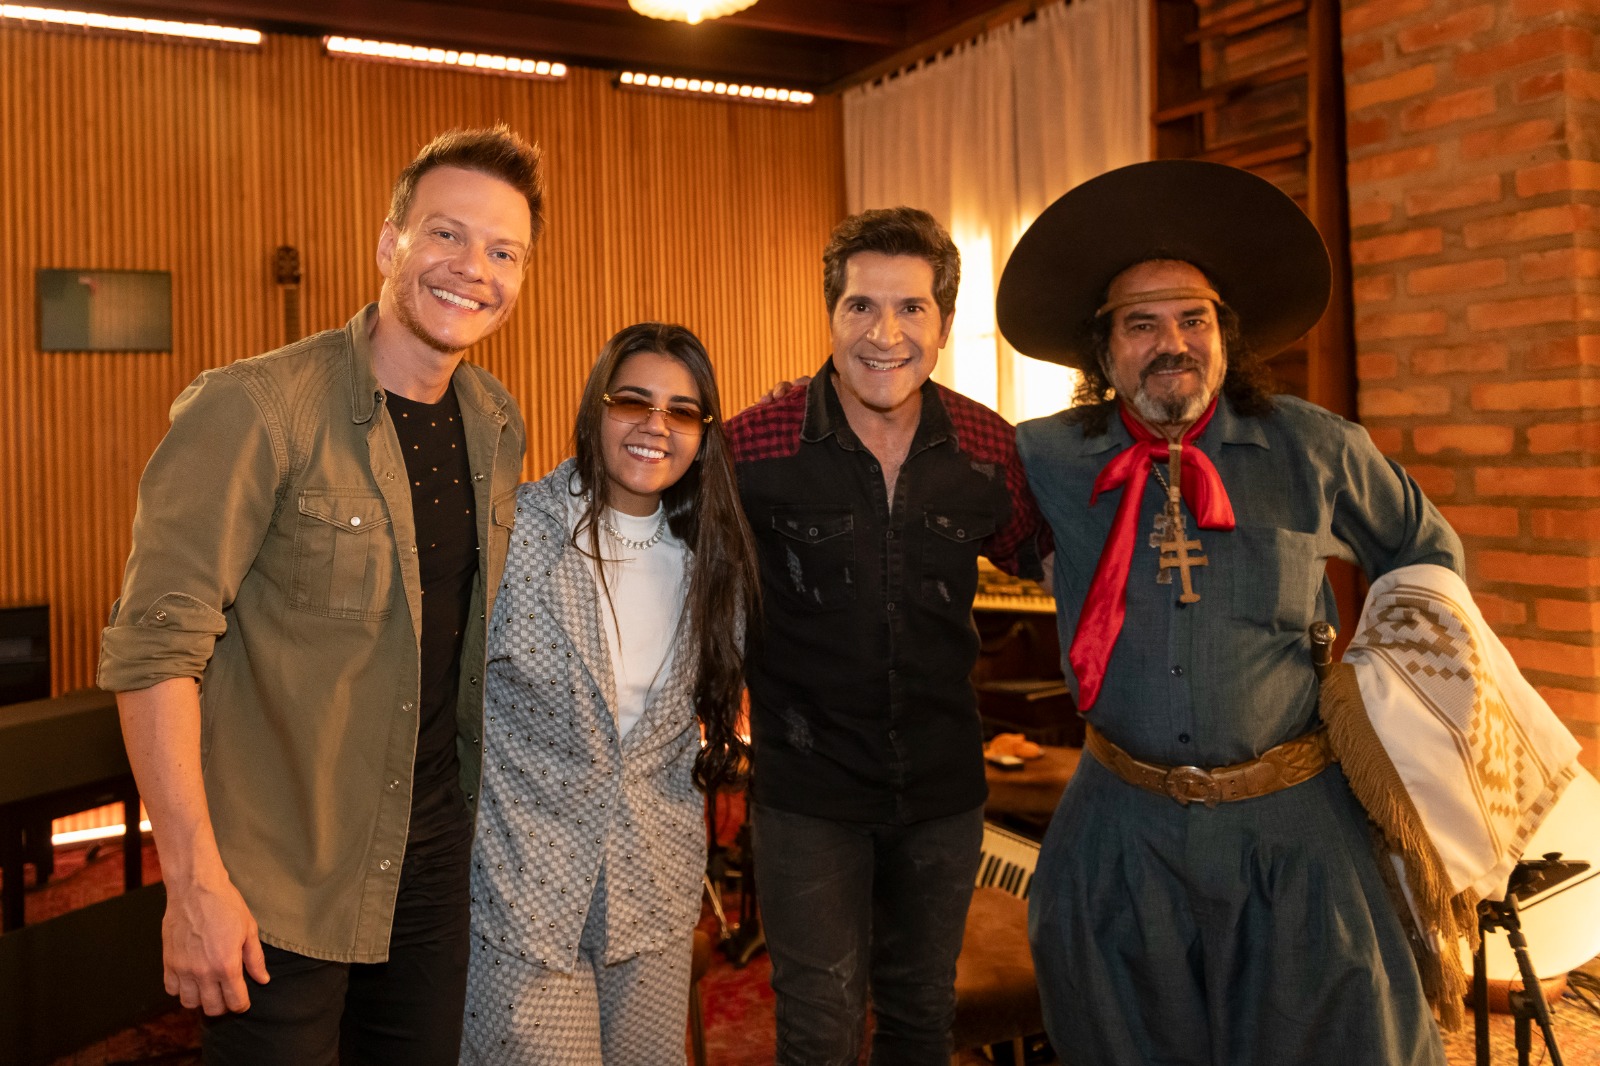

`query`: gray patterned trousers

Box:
[461,868,692,1065]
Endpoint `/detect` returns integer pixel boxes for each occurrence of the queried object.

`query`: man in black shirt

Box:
[727,208,1047,1064]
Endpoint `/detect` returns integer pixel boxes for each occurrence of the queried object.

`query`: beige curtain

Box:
[842,0,1149,422]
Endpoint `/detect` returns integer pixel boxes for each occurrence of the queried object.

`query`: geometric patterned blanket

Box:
[1343,564,1580,902]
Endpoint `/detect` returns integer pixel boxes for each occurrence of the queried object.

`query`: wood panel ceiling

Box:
[71,0,1036,89]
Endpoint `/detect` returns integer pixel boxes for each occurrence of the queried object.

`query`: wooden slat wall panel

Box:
[0,26,845,696]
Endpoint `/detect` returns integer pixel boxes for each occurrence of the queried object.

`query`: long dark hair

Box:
[570,323,759,792]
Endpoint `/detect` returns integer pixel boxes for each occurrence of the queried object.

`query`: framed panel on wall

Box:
[37,269,172,352]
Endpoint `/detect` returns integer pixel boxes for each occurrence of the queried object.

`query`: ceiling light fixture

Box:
[617,70,813,107]
[626,0,758,26]
[324,36,566,79]
[0,4,261,45]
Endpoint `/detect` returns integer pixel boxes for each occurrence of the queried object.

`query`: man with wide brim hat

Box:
[996,158,1331,375]
[1002,160,1460,1065]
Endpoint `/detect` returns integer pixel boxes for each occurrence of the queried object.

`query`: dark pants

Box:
[1030,758,1446,1066]
[752,802,984,1066]
[201,822,471,1066]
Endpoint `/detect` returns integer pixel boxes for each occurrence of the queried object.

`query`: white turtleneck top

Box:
[565,490,689,739]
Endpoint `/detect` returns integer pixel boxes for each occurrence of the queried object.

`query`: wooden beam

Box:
[1150,54,1308,122]
[32,0,1038,85]
[1184,0,1304,44]
[1306,0,1355,421]
[821,0,1045,94]
[1305,0,1363,652]
[901,0,1027,43]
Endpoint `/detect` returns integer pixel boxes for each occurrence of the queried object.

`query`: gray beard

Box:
[1131,386,1210,429]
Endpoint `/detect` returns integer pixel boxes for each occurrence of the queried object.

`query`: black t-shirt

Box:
[388,388,478,846]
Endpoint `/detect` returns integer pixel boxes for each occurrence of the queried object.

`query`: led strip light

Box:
[0,4,261,44]
[54,819,153,847]
[617,70,814,106]
[325,35,567,79]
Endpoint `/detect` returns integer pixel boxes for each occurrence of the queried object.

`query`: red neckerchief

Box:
[1068,398,1235,711]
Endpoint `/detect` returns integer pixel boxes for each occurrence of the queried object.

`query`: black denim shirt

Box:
[727,367,1046,823]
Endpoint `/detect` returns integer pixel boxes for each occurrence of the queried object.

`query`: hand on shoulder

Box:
[758,375,812,404]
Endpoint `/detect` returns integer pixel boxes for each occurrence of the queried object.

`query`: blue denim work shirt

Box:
[1018,395,1462,769]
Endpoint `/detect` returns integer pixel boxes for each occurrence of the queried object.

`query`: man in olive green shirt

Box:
[98,127,541,1064]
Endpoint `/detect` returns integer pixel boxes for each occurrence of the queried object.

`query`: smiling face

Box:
[376,165,533,362]
[1103,259,1227,433]
[828,251,953,421]
[600,350,705,517]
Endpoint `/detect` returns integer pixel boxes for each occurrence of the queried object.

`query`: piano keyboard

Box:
[973,559,1055,614]
[976,821,1042,900]
[972,590,1056,614]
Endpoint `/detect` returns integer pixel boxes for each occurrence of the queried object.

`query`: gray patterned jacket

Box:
[469,460,705,972]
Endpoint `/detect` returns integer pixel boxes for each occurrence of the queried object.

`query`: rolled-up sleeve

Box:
[98,369,282,692]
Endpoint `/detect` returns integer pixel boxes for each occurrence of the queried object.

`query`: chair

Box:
[688,926,713,1066]
[951,822,1045,1065]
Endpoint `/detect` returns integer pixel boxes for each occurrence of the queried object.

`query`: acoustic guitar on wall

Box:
[273,244,301,344]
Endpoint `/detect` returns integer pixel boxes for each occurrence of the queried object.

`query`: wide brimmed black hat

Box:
[995,159,1331,369]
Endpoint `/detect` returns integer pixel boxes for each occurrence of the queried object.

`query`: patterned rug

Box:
[21,838,1600,1065]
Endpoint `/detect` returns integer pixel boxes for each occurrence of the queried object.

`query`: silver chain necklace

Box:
[598,510,667,551]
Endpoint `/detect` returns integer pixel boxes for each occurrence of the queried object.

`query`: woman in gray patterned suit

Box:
[461,323,758,1064]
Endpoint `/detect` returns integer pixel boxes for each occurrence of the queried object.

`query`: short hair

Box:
[388,125,545,242]
[821,207,960,318]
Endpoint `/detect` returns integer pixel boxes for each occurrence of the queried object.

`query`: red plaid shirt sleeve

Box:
[726,388,808,463]
[936,384,1052,577]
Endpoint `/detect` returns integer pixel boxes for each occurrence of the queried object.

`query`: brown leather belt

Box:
[1084,724,1332,807]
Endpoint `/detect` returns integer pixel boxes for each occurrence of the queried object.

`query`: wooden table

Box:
[983,745,1082,828]
[0,689,140,930]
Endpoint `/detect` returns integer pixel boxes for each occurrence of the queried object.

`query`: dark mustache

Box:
[1140,353,1201,382]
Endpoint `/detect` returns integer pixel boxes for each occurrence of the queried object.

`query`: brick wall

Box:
[1342,0,1600,770]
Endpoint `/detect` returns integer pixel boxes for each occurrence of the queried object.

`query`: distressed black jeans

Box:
[752,802,984,1066]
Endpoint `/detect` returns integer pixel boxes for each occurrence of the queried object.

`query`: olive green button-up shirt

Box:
[98,305,525,962]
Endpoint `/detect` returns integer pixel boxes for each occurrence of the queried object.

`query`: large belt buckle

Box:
[1164,765,1220,808]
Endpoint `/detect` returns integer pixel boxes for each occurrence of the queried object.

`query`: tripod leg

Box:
[1475,924,1491,1066]
[1503,900,1565,1066]
[1512,1002,1530,1066]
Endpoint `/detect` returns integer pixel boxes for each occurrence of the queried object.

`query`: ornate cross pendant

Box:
[1159,534,1208,603]
[1157,505,1207,603]
[1151,442,1206,603]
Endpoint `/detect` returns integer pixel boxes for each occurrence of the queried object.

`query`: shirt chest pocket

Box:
[291,491,397,620]
[1228,525,1321,633]
[488,488,517,553]
[769,507,856,612]
[919,508,995,609]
